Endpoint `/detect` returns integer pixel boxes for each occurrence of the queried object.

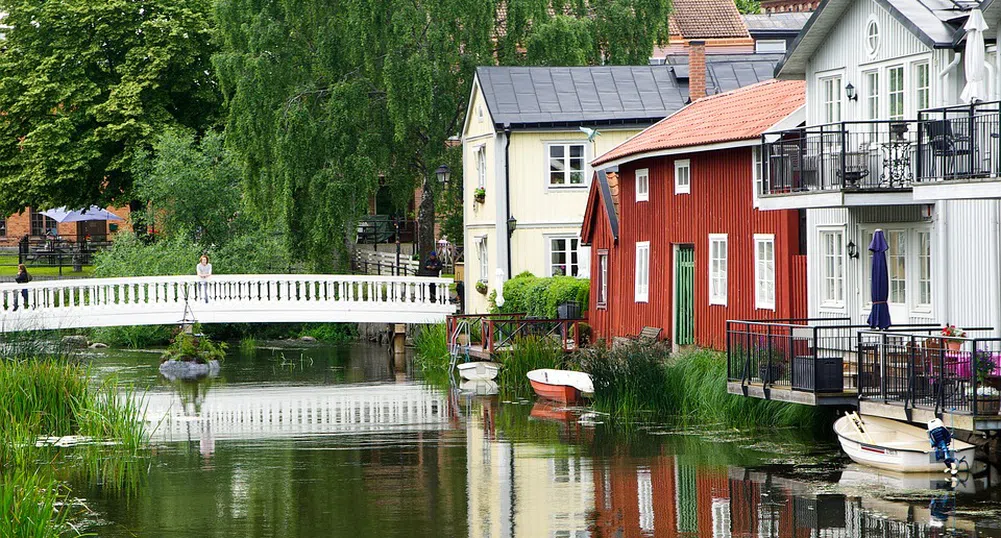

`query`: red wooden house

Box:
[581,79,807,349]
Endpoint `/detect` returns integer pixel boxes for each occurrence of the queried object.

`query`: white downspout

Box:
[986,60,996,101]
[997,26,1001,100]
[938,52,962,106]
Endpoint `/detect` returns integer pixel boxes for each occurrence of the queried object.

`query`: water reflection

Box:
[75,343,1001,537]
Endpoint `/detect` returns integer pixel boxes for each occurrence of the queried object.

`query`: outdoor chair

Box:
[924,120,972,179]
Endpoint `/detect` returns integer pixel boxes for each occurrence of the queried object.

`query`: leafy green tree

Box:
[214,0,671,270]
[735,0,762,14]
[0,0,220,214]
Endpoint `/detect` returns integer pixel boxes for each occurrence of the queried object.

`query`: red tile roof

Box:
[592,79,804,166]
[669,0,750,39]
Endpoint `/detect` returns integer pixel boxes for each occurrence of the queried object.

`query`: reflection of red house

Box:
[582,79,808,349]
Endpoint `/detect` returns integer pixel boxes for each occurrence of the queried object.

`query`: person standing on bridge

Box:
[196,254,212,303]
[13,264,31,310]
[422,250,443,303]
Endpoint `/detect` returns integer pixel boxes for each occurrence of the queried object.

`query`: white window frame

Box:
[819,229,845,309]
[864,69,880,122]
[860,225,934,317]
[635,241,650,303]
[546,235,581,277]
[821,75,842,123]
[476,236,489,283]
[754,234,775,310]
[674,159,691,195]
[597,250,609,308]
[887,64,905,121]
[917,230,932,311]
[755,39,786,53]
[635,168,649,202]
[914,61,930,113]
[865,16,880,57]
[708,234,728,306]
[545,142,589,189]
[751,147,763,208]
[475,145,487,189]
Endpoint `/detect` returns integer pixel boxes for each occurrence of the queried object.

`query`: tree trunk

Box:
[416,177,435,273]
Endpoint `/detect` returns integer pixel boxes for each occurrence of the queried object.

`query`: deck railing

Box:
[857,328,1000,416]
[762,120,920,195]
[446,313,584,355]
[726,319,939,394]
[916,100,1001,182]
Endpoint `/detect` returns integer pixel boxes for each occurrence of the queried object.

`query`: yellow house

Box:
[461,65,693,314]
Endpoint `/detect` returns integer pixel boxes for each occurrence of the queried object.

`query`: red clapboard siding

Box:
[586,146,805,350]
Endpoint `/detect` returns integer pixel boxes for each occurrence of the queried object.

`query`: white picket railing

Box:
[354,249,420,276]
[0,274,454,331]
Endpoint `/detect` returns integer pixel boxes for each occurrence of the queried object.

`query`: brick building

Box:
[0,206,131,248]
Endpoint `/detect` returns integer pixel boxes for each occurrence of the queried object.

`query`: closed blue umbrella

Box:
[867,229,891,329]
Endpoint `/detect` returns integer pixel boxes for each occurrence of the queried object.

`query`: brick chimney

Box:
[688,40,706,102]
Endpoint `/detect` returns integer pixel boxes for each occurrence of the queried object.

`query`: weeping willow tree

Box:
[213,0,671,270]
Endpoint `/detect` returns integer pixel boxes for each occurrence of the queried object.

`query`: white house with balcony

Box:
[756,0,1001,333]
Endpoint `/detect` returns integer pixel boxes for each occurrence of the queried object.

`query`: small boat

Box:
[456,361,500,381]
[526,369,594,404]
[833,414,976,473]
[839,464,987,495]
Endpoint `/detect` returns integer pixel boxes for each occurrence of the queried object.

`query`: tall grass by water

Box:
[583,344,829,430]
[0,358,150,536]
[413,323,450,386]
[496,337,571,397]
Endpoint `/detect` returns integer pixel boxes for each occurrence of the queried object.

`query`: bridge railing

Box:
[0,274,453,329]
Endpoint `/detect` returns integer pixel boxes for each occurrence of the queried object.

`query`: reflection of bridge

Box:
[146,384,453,442]
[0,274,453,331]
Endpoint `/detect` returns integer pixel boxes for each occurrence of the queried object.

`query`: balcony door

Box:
[862,226,933,323]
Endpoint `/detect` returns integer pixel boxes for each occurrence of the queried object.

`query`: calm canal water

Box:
[72,342,1001,537]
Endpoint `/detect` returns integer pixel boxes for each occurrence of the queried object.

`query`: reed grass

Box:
[413,323,451,386]
[239,336,258,353]
[583,344,830,430]
[496,337,570,397]
[0,467,73,538]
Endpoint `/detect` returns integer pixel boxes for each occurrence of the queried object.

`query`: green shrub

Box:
[161,329,228,363]
[491,272,589,318]
[91,325,174,348]
[297,323,357,343]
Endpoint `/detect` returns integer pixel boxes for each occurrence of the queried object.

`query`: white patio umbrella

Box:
[961,9,989,103]
[494,268,506,307]
[41,206,124,223]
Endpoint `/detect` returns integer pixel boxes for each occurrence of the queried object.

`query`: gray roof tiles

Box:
[477,59,781,127]
[743,12,812,31]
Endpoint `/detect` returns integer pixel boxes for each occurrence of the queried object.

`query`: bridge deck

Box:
[0,274,454,331]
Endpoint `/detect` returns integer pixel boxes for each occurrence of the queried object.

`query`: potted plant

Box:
[941,324,966,351]
[475,280,488,295]
[969,385,1000,415]
[474,187,486,203]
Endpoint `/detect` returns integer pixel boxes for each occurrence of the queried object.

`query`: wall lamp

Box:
[845,82,858,102]
[847,240,860,259]
[507,215,517,236]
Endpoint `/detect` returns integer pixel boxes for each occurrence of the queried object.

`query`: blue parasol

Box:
[867,229,891,330]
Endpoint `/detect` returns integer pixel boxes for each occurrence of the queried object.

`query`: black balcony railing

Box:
[762,120,921,195]
[916,100,1001,182]
[726,319,940,396]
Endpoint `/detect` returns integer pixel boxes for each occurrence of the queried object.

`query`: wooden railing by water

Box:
[0,274,454,331]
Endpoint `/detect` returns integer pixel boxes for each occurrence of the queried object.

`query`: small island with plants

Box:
[159,327,228,379]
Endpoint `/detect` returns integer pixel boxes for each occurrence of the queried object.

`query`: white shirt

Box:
[197,262,212,277]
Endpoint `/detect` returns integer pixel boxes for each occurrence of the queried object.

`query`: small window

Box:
[865,18,880,56]
[888,65,904,121]
[547,143,587,187]
[822,76,842,123]
[864,70,879,122]
[635,168,649,202]
[754,234,775,310]
[820,230,844,306]
[674,159,691,195]
[914,62,930,112]
[635,241,650,303]
[549,236,580,277]
[708,234,727,306]
[475,146,487,189]
[755,39,786,53]
[477,236,489,283]
[918,231,932,308]
[0,217,5,237]
[477,106,484,122]
[752,147,764,205]
[30,210,57,237]
[597,250,609,308]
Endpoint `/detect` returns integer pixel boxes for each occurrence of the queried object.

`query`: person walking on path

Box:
[13,264,31,310]
[196,255,212,303]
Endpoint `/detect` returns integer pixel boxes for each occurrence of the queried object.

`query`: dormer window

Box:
[866,18,880,57]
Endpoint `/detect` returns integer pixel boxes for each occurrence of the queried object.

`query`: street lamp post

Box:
[393,216,402,275]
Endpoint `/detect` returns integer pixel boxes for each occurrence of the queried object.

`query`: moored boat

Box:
[526,369,594,404]
[457,361,500,381]
[833,414,976,473]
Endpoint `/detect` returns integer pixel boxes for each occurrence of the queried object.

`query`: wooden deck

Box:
[726,381,858,407]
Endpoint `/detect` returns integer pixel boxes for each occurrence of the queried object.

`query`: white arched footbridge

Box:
[0,274,454,331]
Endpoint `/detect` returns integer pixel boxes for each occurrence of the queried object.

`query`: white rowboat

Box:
[833,414,976,473]
[457,361,500,381]
[526,369,594,403]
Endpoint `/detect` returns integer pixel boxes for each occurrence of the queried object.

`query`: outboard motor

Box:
[927,418,957,475]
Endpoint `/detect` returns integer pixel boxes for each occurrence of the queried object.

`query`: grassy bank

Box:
[0,358,150,536]
[583,343,830,430]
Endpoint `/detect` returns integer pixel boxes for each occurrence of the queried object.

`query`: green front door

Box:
[674,245,695,346]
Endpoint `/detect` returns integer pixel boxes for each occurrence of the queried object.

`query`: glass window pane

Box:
[569,145,583,158]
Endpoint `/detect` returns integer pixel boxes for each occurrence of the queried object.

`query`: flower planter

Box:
[792,356,844,393]
[975,397,1000,415]
[757,361,786,384]
[474,195,485,203]
[475,282,488,295]
[945,340,962,351]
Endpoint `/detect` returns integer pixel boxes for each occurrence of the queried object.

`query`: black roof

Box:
[476,58,783,129]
